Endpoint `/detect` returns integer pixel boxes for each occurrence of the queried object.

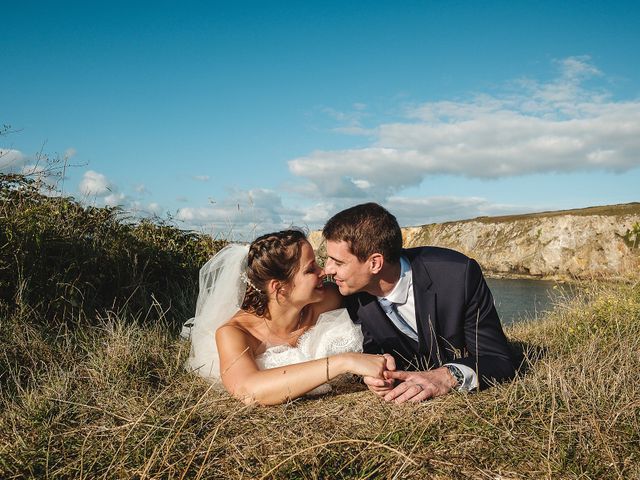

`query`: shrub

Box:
[0,173,225,329]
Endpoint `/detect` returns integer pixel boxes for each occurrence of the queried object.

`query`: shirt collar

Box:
[378,255,412,305]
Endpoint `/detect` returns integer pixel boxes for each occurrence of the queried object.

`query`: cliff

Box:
[310,203,640,281]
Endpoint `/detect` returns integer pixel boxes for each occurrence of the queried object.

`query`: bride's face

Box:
[285,241,326,306]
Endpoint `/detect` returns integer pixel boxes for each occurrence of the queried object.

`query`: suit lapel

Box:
[409,254,443,368]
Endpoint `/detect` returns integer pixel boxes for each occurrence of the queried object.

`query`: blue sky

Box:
[2,1,639,240]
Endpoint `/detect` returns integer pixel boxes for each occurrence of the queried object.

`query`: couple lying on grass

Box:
[184,202,515,405]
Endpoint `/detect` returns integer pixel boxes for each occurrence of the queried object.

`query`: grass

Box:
[2,284,639,478]
[1,173,639,478]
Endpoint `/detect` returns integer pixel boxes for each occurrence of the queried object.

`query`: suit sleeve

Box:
[454,258,515,389]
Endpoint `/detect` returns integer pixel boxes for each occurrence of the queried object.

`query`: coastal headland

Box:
[310,203,640,281]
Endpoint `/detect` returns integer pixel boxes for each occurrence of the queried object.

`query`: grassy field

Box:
[1,174,639,478]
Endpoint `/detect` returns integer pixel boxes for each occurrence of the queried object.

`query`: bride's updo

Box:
[241,229,307,316]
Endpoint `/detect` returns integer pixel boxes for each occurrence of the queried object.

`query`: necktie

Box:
[378,298,419,342]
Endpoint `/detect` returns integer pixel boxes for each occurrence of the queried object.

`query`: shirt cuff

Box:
[444,363,478,391]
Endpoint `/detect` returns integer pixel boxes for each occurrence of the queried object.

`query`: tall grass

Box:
[2,283,639,478]
[1,173,639,478]
[0,173,224,327]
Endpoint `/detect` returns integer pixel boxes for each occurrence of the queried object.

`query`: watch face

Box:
[447,365,464,387]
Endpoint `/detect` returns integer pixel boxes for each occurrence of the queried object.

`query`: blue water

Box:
[486,278,570,325]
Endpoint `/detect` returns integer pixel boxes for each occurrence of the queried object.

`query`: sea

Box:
[486,278,574,326]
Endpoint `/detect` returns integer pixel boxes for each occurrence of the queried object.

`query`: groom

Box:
[322,203,515,403]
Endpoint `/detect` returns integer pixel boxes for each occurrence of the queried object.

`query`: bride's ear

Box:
[267,279,287,299]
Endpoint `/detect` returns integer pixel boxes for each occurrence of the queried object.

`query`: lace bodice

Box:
[255,308,363,368]
[255,308,363,395]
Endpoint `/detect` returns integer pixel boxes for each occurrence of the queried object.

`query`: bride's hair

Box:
[241,229,307,316]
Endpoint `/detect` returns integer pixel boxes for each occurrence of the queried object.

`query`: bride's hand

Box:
[341,352,389,379]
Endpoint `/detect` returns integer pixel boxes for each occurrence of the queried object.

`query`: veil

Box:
[182,243,249,379]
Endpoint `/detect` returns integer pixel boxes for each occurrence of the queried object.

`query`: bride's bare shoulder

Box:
[217,310,263,346]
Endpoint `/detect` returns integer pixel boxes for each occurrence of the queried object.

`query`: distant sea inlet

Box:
[486,278,571,325]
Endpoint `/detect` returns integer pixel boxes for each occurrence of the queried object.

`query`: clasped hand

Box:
[363,357,456,404]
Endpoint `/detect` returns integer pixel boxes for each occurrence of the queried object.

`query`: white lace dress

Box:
[255,308,363,394]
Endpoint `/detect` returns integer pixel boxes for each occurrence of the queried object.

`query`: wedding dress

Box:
[182,244,363,392]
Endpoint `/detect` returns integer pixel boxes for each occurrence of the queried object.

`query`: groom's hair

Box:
[323,203,402,264]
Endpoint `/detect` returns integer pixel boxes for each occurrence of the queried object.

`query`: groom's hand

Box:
[382,367,457,403]
[363,354,396,396]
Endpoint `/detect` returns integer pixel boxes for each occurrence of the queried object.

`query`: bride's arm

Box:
[216,325,387,405]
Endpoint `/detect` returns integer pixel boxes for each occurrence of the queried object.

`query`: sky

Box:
[2,1,639,241]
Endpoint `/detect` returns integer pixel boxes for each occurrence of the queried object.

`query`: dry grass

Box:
[1,282,639,479]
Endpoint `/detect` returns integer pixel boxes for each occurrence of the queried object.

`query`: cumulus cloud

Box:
[386,196,534,226]
[176,188,306,239]
[0,148,29,172]
[289,56,640,201]
[79,170,113,196]
[76,170,131,207]
[64,147,77,159]
[104,191,126,206]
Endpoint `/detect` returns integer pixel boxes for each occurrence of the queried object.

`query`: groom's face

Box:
[324,240,374,296]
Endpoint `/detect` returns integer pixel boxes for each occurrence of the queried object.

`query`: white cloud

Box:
[64,147,77,159]
[175,188,306,239]
[385,196,533,226]
[129,199,161,216]
[104,191,126,206]
[0,148,28,172]
[193,175,210,182]
[21,164,46,176]
[79,170,112,196]
[134,183,148,194]
[288,56,640,201]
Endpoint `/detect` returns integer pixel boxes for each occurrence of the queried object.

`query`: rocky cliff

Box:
[310,203,640,280]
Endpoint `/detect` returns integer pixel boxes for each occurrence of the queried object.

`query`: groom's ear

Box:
[369,253,384,274]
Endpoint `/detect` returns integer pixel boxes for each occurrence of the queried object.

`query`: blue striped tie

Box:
[378,298,419,342]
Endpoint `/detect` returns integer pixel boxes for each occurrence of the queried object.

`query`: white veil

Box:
[182,243,249,379]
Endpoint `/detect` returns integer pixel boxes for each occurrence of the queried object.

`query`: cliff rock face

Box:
[311,204,640,280]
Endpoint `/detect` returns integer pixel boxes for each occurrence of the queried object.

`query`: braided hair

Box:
[241,229,307,317]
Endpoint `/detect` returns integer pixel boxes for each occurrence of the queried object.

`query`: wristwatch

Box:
[444,364,464,389]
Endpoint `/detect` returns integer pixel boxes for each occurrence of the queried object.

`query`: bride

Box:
[184,229,391,405]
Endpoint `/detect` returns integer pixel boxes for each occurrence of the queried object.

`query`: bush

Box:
[0,173,225,329]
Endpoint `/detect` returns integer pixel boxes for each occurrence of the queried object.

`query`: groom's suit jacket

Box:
[345,246,515,389]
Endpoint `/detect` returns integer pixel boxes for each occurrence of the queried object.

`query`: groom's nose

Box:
[324,258,336,275]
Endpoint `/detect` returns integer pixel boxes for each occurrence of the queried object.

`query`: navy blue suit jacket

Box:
[345,246,515,389]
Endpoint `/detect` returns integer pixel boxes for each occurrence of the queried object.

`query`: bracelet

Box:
[325,357,330,382]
